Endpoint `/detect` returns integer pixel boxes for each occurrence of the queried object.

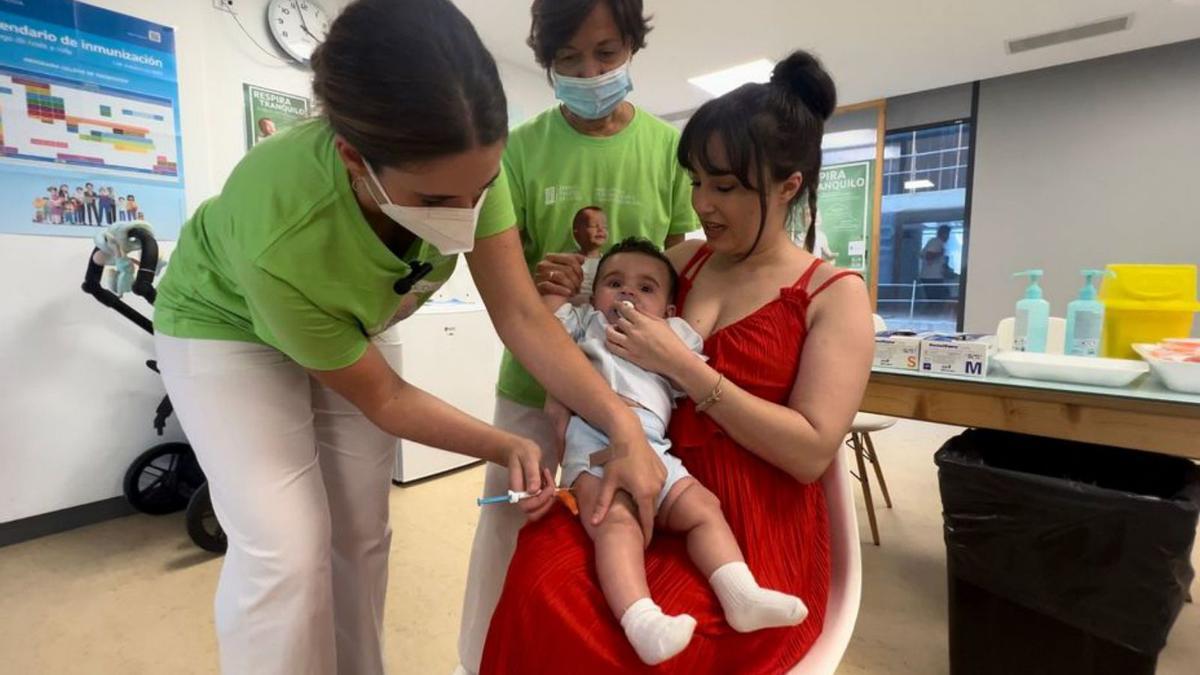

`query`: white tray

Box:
[992,351,1149,387]
[1133,344,1200,394]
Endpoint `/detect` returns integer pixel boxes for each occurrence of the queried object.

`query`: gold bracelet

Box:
[695,373,724,413]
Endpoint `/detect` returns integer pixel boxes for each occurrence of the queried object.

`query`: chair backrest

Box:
[787,446,862,674]
[872,314,887,333]
[995,316,1067,354]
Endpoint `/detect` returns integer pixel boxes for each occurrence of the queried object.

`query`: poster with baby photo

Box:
[243,84,311,148]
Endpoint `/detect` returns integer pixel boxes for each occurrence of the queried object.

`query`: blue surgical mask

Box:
[552,60,633,120]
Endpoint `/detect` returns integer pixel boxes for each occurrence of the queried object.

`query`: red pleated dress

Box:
[482,247,858,674]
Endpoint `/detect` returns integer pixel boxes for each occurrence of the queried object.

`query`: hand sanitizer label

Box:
[1070,310,1102,356]
[1014,309,1029,352]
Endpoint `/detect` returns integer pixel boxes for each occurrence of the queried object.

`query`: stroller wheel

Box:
[186,483,227,554]
[123,443,201,515]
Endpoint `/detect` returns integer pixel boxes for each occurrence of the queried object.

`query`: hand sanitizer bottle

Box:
[1013,270,1050,353]
[1064,269,1113,357]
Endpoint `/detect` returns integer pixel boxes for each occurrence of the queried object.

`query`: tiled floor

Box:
[1,420,1196,674]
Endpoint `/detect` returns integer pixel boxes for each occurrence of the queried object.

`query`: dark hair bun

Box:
[770,50,837,120]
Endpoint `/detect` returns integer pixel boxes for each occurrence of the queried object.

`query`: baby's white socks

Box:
[617,563,807,665]
[709,561,808,632]
[619,597,697,665]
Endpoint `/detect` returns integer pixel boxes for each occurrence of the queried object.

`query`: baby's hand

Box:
[606,301,693,380]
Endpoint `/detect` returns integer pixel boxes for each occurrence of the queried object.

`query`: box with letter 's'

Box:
[873,330,929,370]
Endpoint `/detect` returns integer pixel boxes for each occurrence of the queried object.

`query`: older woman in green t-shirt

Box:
[151,1,664,673]
[455,1,699,672]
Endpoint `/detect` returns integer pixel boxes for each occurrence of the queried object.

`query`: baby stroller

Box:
[82,224,226,554]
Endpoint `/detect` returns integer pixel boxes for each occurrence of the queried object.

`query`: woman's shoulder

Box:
[503,108,572,173]
[796,260,870,320]
[203,121,349,261]
[225,120,341,210]
[666,238,705,271]
[631,105,681,138]
[507,107,564,146]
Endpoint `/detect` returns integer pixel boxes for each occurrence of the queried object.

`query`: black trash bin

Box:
[935,429,1200,675]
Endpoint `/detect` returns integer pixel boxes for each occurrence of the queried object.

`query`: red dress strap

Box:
[790,259,825,290]
[808,269,863,300]
[679,245,716,281]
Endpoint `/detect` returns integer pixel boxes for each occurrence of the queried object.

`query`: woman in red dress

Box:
[481,50,874,674]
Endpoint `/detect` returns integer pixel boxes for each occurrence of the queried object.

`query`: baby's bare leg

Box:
[573,473,696,665]
[573,473,648,616]
[660,480,809,633]
[657,477,743,577]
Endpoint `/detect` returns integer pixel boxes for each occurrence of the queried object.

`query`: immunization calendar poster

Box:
[0,0,185,239]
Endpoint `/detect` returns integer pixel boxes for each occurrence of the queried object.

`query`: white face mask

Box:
[361,162,486,255]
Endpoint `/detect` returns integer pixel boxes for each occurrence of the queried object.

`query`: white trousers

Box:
[455,398,558,674]
[156,335,397,675]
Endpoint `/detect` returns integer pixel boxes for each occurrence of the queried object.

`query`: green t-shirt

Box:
[496,105,699,408]
[154,120,515,370]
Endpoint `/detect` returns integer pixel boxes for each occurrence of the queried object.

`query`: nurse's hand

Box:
[591,428,666,547]
[506,438,555,521]
[534,253,585,298]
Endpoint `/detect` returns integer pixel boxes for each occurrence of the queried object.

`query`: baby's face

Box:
[573,211,608,251]
[592,253,673,322]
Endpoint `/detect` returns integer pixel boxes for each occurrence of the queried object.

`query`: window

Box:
[876,121,972,333]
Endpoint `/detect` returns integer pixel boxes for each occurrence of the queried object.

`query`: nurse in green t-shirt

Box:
[456,1,699,671]
[151,1,665,673]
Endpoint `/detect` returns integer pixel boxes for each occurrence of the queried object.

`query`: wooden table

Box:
[862,368,1200,460]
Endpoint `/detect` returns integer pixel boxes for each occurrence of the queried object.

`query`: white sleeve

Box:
[665,318,707,400]
[667,317,706,356]
[554,302,593,341]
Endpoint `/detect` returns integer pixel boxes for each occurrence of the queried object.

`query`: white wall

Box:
[497,58,557,127]
[0,1,559,525]
[965,39,1200,335]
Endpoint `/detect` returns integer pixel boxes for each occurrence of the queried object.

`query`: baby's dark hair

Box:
[594,236,678,299]
[572,205,604,229]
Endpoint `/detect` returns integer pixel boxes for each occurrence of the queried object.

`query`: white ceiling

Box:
[454,0,1200,116]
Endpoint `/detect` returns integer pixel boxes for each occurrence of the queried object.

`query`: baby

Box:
[569,205,608,307]
[546,237,807,665]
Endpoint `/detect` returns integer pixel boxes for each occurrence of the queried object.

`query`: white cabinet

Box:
[382,303,503,483]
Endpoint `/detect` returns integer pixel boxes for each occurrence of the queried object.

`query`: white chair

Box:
[995,316,1067,353]
[455,450,864,675]
[788,446,863,675]
[870,313,887,335]
[847,314,898,547]
[846,413,896,547]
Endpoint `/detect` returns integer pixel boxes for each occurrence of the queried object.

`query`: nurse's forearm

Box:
[370,381,520,464]
[497,294,639,435]
[309,348,520,465]
[467,230,640,438]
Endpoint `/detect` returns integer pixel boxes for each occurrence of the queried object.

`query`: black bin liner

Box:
[935,429,1200,660]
